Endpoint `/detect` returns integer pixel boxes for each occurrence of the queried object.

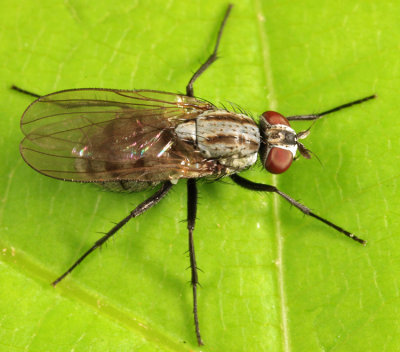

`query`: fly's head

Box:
[259,111,311,174]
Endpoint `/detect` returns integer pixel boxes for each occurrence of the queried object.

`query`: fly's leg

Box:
[11,85,41,98]
[230,174,366,245]
[185,4,233,97]
[286,95,376,121]
[12,5,235,100]
[52,181,174,286]
[187,179,204,345]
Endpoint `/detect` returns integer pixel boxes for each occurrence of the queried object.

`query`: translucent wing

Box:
[20,88,219,182]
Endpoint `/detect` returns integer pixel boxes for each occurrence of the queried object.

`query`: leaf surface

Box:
[0,0,399,351]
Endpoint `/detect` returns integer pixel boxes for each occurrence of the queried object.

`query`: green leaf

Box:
[1,0,399,351]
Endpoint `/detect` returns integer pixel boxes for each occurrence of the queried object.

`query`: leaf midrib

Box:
[254,0,290,351]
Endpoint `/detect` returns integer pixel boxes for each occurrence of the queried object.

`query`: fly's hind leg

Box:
[52,181,174,286]
[11,85,41,98]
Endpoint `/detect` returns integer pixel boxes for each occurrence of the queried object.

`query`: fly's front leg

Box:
[286,95,376,121]
[52,181,174,286]
[186,179,204,345]
[230,174,366,245]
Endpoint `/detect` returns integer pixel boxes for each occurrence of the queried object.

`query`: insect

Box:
[15,4,375,346]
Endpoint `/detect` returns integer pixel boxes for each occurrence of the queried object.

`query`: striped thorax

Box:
[176,110,260,173]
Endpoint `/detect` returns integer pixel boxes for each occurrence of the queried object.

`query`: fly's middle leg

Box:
[185,4,233,97]
[186,178,204,345]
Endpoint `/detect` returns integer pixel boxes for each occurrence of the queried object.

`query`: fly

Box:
[14,4,375,346]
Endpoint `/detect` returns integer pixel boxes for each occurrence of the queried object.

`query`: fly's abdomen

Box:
[176,110,260,172]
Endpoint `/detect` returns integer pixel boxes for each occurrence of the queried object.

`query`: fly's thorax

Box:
[175,110,260,171]
[259,111,298,174]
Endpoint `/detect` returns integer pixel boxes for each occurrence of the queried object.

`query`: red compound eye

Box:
[262,111,290,126]
[265,147,293,174]
[261,111,294,174]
